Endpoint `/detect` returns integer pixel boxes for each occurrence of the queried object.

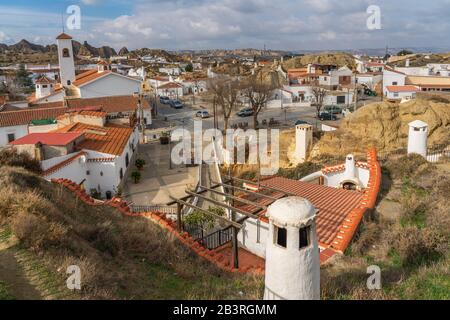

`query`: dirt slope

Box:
[311,96,450,159]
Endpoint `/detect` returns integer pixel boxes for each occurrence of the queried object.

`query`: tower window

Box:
[299,226,311,249]
[274,225,287,248]
[62,48,70,58]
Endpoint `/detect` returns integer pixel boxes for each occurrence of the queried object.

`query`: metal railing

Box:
[198,226,233,250]
[130,205,177,214]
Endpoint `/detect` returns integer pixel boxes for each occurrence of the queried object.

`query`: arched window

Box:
[62,48,70,58]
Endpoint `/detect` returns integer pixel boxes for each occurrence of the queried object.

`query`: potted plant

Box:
[135,158,146,170]
[131,171,141,184]
[160,131,170,145]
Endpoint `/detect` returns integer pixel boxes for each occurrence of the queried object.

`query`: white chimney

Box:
[343,154,356,180]
[264,197,320,300]
[405,59,410,67]
[407,120,428,158]
[295,124,313,163]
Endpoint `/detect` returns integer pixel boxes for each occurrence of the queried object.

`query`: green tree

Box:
[185,63,194,72]
[16,64,33,89]
[184,206,225,230]
[397,50,413,56]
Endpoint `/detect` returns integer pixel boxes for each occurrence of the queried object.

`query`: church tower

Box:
[56,33,76,87]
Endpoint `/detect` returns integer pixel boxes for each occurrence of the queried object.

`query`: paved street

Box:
[123,142,198,205]
[152,97,343,132]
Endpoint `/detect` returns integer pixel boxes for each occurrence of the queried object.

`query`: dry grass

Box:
[0,166,263,299]
[321,154,450,300]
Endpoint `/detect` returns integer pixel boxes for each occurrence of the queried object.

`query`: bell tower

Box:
[56,33,76,87]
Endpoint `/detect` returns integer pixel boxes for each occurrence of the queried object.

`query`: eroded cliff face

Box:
[309,98,450,159]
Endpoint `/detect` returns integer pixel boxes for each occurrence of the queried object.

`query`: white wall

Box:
[79,74,141,99]
[386,90,417,100]
[0,125,28,147]
[383,69,406,96]
[238,218,269,258]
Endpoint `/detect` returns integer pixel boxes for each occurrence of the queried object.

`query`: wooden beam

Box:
[169,196,242,229]
[166,181,224,205]
[198,186,268,210]
[185,190,260,219]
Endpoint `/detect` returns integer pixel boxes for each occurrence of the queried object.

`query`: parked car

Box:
[160,96,170,104]
[324,105,343,114]
[236,107,254,117]
[319,112,338,121]
[295,120,311,126]
[196,110,210,118]
[169,100,183,109]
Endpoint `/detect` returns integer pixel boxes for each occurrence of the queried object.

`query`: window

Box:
[67,80,71,86]
[274,225,287,248]
[86,170,90,175]
[125,153,129,167]
[392,81,398,85]
[394,92,399,97]
[7,133,15,143]
[119,168,124,180]
[100,171,103,176]
[42,85,48,88]
[62,48,70,58]
[299,226,311,249]
[337,96,346,104]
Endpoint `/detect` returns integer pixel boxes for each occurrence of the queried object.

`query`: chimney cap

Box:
[267,197,317,227]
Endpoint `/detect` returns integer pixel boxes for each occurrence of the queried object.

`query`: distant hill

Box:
[0,39,117,59]
[282,52,357,70]
[118,47,129,56]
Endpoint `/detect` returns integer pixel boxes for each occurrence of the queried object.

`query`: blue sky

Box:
[1,0,450,51]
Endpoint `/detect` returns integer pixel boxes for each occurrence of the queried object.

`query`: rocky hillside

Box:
[311,95,450,159]
[282,52,356,70]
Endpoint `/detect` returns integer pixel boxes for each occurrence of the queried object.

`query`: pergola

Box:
[167,176,294,269]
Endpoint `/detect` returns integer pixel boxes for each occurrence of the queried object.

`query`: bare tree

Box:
[242,75,275,129]
[311,80,328,118]
[208,78,241,132]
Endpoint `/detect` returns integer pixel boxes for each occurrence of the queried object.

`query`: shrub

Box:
[385,154,433,180]
[0,149,41,173]
[131,171,141,183]
[135,158,146,170]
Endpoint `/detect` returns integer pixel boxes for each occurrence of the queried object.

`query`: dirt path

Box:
[0,236,42,300]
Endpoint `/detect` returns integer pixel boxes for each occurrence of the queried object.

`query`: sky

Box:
[0,0,450,51]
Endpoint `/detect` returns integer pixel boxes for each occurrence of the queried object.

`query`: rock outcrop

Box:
[310,96,450,159]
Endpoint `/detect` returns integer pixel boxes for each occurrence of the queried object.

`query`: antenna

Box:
[61,11,65,33]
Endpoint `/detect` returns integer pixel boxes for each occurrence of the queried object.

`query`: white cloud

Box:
[80,0,102,5]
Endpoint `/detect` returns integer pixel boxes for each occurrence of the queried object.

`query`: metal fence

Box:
[198,227,233,250]
[427,144,450,163]
[130,205,177,214]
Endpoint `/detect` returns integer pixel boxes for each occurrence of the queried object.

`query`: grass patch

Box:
[0,281,15,300]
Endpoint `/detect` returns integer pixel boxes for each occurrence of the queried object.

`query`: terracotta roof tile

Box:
[10,132,83,146]
[386,85,420,93]
[56,32,73,40]
[0,107,67,127]
[53,122,134,156]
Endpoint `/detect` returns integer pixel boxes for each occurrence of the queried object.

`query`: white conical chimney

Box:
[264,197,320,300]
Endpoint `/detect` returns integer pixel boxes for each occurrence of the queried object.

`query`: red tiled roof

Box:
[35,75,55,84]
[56,32,73,40]
[384,67,406,75]
[33,95,150,114]
[53,122,134,156]
[9,132,82,146]
[260,177,364,246]
[42,152,86,176]
[386,85,420,93]
[0,107,67,127]
[73,69,109,87]
[237,149,381,254]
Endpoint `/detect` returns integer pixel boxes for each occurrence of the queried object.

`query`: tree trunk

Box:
[253,113,258,129]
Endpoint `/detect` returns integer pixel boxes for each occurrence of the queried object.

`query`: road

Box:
[153,97,340,132]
